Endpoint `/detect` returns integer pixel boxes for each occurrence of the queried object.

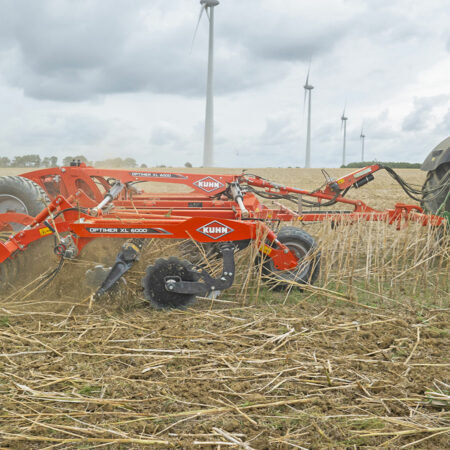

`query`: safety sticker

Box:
[39,227,53,237]
[259,244,273,256]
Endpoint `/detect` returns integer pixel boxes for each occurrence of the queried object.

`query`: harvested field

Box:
[0,167,449,448]
[0,166,427,210]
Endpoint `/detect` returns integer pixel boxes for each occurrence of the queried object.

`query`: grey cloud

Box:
[3,113,109,148]
[5,0,427,104]
[402,96,447,132]
[0,0,448,104]
[259,112,300,145]
[147,122,204,166]
[0,0,286,101]
[0,0,353,102]
[434,107,450,134]
[363,111,398,140]
[149,123,185,147]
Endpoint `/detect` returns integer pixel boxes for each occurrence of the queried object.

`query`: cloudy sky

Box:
[0,0,449,168]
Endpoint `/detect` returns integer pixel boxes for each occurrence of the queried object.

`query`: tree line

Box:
[0,154,148,168]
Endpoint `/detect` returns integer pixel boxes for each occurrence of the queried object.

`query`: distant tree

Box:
[0,157,10,167]
[12,154,41,167]
[140,163,148,168]
[28,154,41,167]
[123,158,137,168]
[11,156,24,167]
[95,157,138,168]
[184,162,192,168]
[62,156,72,166]
[41,156,58,167]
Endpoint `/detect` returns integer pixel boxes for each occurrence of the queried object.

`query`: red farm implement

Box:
[0,162,446,308]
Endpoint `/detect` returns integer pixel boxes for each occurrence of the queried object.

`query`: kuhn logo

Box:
[194,176,224,192]
[197,221,233,240]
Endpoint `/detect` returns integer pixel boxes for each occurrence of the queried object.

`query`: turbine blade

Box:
[191,5,205,51]
[303,57,312,88]
[303,87,307,111]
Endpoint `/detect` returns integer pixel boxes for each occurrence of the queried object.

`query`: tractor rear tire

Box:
[0,176,49,233]
[261,226,320,289]
[421,163,450,214]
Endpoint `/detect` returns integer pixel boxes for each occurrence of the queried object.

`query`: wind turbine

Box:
[193,0,220,167]
[303,68,314,168]
[360,127,366,162]
[341,109,348,166]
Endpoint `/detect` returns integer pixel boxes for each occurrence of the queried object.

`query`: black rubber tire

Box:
[142,257,198,309]
[0,176,49,221]
[421,163,450,214]
[261,226,320,289]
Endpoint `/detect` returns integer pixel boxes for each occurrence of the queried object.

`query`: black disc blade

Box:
[142,257,198,309]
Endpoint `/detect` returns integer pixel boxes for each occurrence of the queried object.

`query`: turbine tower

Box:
[360,128,366,162]
[341,110,348,166]
[193,0,220,167]
[303,68,314,168]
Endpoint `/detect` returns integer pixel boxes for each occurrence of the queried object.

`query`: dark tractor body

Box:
[421,137,450,214]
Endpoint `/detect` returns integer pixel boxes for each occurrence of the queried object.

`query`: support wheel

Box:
[0,176,49,233]
[261,226,320,289]
[142,257,199,309]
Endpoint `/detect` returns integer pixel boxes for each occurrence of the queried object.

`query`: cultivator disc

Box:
[142,257,200,309]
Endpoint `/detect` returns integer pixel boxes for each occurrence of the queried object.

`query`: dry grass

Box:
[0,167,449,448]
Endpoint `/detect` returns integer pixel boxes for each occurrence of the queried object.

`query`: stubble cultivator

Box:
[0,162,445,308]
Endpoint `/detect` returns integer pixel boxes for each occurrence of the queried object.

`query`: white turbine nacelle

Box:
[303,77,314,91]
